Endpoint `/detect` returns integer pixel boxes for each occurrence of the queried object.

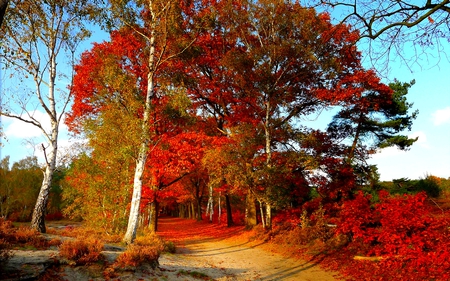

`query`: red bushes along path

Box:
[270,191,450,281]
[159,193,450,281]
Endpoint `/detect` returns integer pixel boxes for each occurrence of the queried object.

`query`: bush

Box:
[0,218,49,249]
[337,190,450,280]
[0,238,12,265]
[413,177,441,198]
[59,237,104,265]
[115,244,161,268]
[164,240,176,253]
[115,233,164,268]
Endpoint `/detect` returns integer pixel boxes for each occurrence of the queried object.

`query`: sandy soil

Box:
[153,217,340,281]
[2,218,341,281]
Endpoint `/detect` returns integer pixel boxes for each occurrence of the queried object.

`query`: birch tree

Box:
[105,0,200,244]
[0,0,93,232]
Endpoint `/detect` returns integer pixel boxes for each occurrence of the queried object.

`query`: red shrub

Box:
[337,191,450,280]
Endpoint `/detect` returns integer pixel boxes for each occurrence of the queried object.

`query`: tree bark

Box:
[206,184,214,222]
[195,181,203,221]
[123,2,157,244]
[148,200,159,233]
[31,42,59,233]
[225,193,234,226]
[245,191,257,228]
[265,203,272,229]
[259,200,266,229]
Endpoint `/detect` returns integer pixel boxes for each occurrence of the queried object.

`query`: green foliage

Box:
[163,240,176,253]
[62,153,131,233]
[389,175,441,198]
[0,156,42,221]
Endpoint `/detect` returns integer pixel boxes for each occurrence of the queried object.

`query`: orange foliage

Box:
[115,232,164,268]
[0,218,50,249]
[115,244,161,268]
[59,237,104,265]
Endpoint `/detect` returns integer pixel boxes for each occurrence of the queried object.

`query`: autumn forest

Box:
[1,0,450,280]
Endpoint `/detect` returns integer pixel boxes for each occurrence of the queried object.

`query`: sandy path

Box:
[155,217,339,281]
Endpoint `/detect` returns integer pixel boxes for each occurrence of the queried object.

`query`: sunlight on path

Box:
[156,217,339,281]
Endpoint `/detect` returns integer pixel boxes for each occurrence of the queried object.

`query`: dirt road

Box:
[155,217,339,281]
[2,218,340,280]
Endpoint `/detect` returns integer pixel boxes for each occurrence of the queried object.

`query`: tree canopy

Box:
[63,0,418,234]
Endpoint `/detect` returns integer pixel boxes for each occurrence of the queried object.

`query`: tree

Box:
[207,0,395,228]
[327,79,418,185]
[0,156,43,220]
[63,153,132,233]
[104,0,218,243]
[0,0,93,232]
[317,0,450,68]
[67,0,203,240]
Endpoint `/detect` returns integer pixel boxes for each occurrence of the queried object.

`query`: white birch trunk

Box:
[206,184,214,222]
[123,2,157,243]
[259,200,266,229]
[31,46,59,233]
[263,101,272,229]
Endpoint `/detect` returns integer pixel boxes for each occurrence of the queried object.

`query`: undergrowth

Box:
[267,191,450,281]
[0,218,52,251]
[59,237,104,265]
[114,232,164,269]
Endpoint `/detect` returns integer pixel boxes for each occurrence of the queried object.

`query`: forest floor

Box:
[155,216,341,281]
[2,217,341,281]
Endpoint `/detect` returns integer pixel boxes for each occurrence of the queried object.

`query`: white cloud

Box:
[372,131,429,160]
[432,107,450,126]
[4,111,51,138]
[409,131,429,148]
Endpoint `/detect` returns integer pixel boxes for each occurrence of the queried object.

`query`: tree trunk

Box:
[245,191,257,229]
[31,52,59,233]
[148,200,159,233]
[196,199,202,221]
[188,202,192,219]
[206,185,214,222]
[195,182,203,221]
[179,204,185,218]
[265,203,272,229]
[123,151,145,243]
[123,7,157,244]
[218,192,221,223]
[259,200,265,229]
[225,193,234,227]
[31,148,56,233]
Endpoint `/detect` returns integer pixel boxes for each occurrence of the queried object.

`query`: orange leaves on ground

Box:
[157,216,245,245]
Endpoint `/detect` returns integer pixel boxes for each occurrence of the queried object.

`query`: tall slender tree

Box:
[0,0,93,232]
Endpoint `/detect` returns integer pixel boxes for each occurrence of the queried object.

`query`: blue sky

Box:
[1,26,450,181]
[367,62,450,181]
